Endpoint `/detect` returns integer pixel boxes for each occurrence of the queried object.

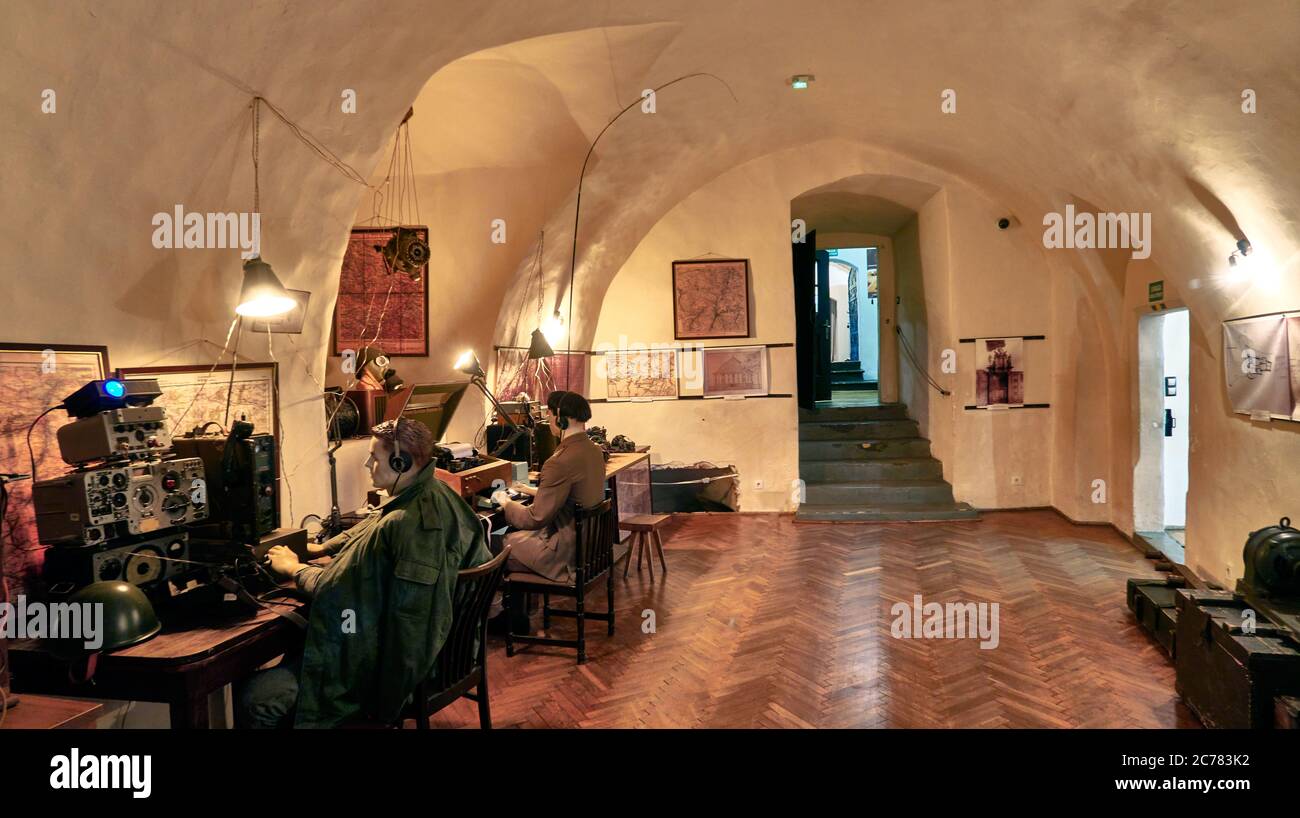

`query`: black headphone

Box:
[555,393,574,431]
[388,418,413,474]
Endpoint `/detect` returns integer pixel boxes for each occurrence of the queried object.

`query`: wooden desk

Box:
[0,694,103,729]
[9,593,305,729]
[605,452,652,525]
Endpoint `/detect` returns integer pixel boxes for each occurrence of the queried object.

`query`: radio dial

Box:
[98,558,123,580]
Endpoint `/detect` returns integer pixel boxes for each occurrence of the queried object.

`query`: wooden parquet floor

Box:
[425,511,1199,728]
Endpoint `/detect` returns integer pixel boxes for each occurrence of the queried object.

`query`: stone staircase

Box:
[831,359,875,391]
[795,403,979,522]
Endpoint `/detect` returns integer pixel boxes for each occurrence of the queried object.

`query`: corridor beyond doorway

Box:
[824,247,879,406]
[1134,308,1191,564]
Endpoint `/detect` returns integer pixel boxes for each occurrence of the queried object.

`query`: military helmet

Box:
[45,581,161,661]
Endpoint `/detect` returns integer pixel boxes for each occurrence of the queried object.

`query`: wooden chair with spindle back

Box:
[503,498,617,664]
[402,546,510,729]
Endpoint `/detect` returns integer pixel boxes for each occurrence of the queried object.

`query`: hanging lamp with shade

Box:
[235,97,295,319]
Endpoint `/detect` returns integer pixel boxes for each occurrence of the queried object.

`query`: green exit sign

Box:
[827,249,838,256]
[1148,280,1164,302]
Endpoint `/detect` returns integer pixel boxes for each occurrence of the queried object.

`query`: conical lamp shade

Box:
[454,349,484,378]
[236,257,296,317]
[527,327,555,360]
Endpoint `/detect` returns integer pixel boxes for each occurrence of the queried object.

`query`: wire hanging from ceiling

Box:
[562,73,738,385]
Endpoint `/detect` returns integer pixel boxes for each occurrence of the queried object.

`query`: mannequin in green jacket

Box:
[240,417,491,728]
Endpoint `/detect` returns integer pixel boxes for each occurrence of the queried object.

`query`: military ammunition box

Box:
[1174,589,1300,729]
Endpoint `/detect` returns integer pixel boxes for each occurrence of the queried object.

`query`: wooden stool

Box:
[620,514,671,577]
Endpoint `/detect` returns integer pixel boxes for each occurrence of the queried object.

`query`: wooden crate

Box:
[1174,589,1300,728]
[1126,577,1184,658]
[1276,695,1300,729]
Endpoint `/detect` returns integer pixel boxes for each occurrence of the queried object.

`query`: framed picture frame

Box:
[972,338,1025,407]
[0,342,111,596]
[332,226,429,357]
[672,258,752,340]
[603,348,679,401]
[119,362,279,440]
[702,345,768,397]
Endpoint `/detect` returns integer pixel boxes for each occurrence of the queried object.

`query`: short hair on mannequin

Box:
[546,390,570,415]
[370,417,435,469]
[556,392,592,424]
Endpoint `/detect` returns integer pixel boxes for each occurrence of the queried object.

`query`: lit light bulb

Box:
[541,312,565,345]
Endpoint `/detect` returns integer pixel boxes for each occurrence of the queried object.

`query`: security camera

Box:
[997,216,1019,230]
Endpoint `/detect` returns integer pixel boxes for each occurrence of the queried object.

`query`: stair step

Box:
[801,479,955,506]
[799,458,942,482]
[799,403,908,422]
[799,419,919,441]
[830,380,876,391]
[830,361,863,372]
[794,502,980,523]
[799,437,932,460]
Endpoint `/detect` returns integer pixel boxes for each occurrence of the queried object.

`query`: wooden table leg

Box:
[170,692,210,729]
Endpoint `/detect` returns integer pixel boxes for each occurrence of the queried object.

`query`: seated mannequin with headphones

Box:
[490,390,605,587]
[245,417,492,728]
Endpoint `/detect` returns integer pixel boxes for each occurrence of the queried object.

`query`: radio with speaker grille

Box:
[43,531,192,591]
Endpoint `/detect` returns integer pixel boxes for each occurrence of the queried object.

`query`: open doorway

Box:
[1134,308,1190,562]
[793,241,881,408]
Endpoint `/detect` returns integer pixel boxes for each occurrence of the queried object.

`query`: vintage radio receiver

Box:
[44,531,191,591]
[172,433,278,542]
[32,457,208,544]
[56,405,172,464]
[432,447,512,502]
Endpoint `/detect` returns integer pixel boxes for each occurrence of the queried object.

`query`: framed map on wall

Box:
[120,362,279,440]
[332,226,429,356]
[0,343,110,596]
[604,349,678,400]
[495,348,587,404]
[672,258,751,339]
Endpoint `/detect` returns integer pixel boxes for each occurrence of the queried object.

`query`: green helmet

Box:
[45,581,161,661]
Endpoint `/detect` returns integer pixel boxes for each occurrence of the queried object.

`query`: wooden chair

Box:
[620,514,671,577]
[503,499,617,664]
[403,546,510,729]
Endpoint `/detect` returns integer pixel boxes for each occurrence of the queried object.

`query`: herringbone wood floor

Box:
[423,511,1197,728]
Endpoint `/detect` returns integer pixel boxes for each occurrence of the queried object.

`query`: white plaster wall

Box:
[3,1,1296,588]
[592,146,1071,512]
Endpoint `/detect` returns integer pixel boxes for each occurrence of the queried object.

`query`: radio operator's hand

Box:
[490,490,511,508]
[511,482,538,498]
[266,545,303,579]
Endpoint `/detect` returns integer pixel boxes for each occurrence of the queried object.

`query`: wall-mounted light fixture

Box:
[1228,237,1253,268]
[790,74,815,90]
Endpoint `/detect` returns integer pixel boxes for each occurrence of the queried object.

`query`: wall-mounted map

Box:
[0,344,109,595]
[121,363,278,439]
[672,258,751,340]
[605,349,678,400]
[333,226,428,356]
[495,349,586,404]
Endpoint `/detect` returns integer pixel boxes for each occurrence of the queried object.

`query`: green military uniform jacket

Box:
[293,461,491,728]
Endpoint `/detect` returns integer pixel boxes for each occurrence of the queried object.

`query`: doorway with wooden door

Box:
[792,237,880,408]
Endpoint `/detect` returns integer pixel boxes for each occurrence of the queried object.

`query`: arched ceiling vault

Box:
[431,2,1298,356]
